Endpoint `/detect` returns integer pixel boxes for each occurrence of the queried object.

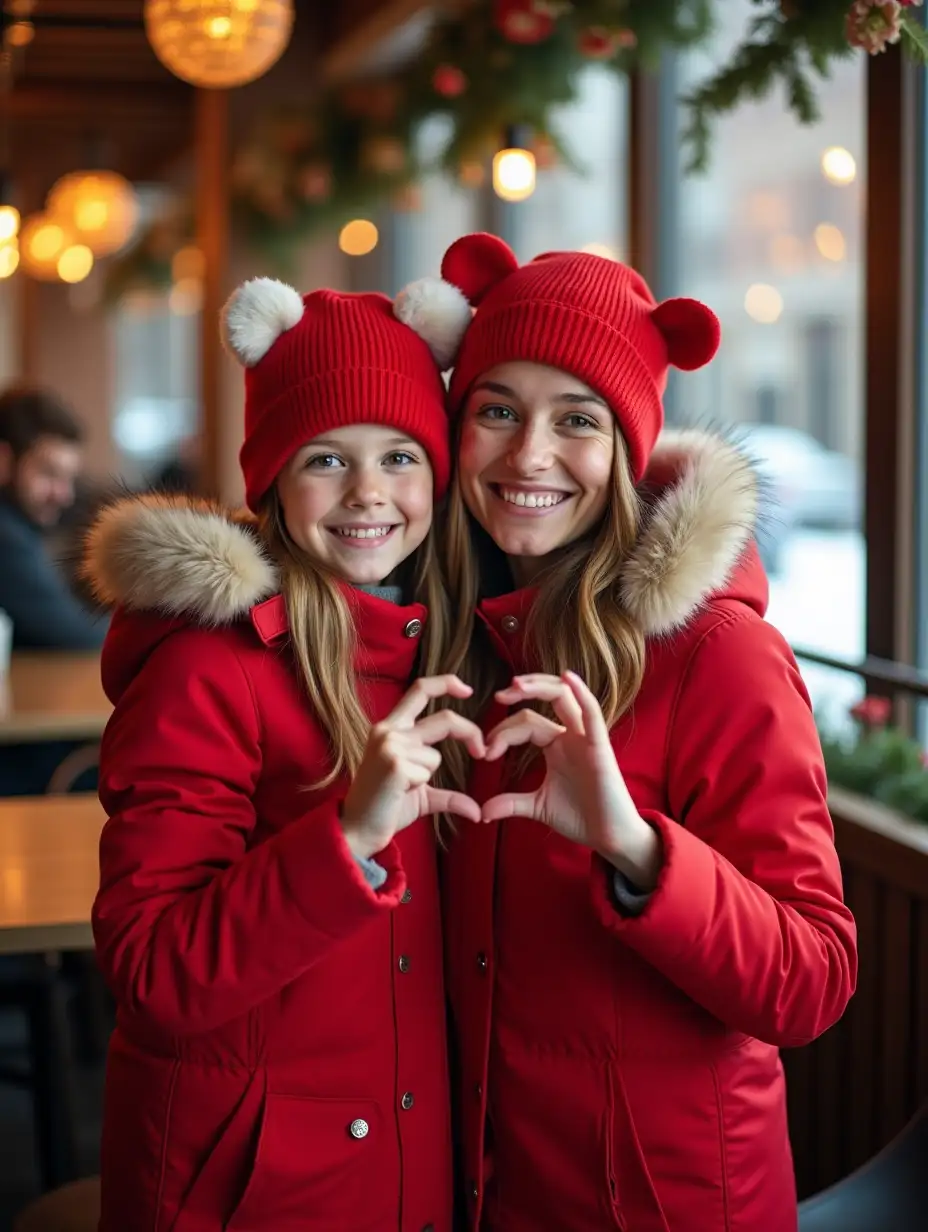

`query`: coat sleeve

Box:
[94,628,405,1036]
[0,518,106,650]
[591,608,857,1048]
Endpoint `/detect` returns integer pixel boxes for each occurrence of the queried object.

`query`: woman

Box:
[81,275,478,1230]
[430,234,857,1231]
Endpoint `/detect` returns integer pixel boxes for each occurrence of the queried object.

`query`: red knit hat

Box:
[221,278,472,510]
[440,233,721,481]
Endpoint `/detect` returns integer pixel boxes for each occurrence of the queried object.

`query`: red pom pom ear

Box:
[441,232,520,306]
[651,297,721,371]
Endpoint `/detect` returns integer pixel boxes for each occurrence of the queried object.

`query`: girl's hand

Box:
[481,671,662,889]
[340,675,485,861]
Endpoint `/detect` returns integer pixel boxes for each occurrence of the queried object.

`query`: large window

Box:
[381,66,628,291]
[916,50,928,740]
[111,297,198,485]
[669,0,866,726]
[507,66,628,262]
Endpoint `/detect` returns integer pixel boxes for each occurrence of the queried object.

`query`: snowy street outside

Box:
[766,529,865,733]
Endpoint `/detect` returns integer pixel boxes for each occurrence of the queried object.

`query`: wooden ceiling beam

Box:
[321,0,432,82]
[5,81,189,122]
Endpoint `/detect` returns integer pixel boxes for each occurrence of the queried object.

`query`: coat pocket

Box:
[225,1092,390,1231]
[610,1058,727,1232]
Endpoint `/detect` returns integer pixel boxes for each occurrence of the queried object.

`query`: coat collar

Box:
[81,428,762,662]
[82,494,428,693]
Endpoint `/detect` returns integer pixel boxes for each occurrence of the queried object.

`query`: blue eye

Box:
[384,451,418,466]
[563,413,598,429]
[306,453,343,469]
[479,404,517,422]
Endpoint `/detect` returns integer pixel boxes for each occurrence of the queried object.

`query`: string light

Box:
[492,147,536,203]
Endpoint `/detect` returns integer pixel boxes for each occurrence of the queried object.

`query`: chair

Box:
[45,743,100,796]
[13,1177,100,1232]
[798,1100,928,1230]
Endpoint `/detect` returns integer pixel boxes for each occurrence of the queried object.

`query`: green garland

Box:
[105,0,928,296]
[819,696,928,823]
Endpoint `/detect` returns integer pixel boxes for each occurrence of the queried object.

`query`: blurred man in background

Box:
[0,385,106,650]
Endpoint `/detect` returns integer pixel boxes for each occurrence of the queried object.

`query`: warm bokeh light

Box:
[821,145,857,186]
[0,205,19,244]
[144,0,294,88]
[814,222,847,262]
[338,219,379,257]
[747,191,790,230]
[169,277,204,315]
[171,245,206,281]
[19,214,69,279]
[0,241,19,280]
[57,245,94,284]
[6,21,34,48]
[492,147,536,203]
[769,233,805,273]
[46,171,139,256]
[744,283,784,324]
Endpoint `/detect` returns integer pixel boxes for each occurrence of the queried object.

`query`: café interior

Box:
[0,1,927,1228]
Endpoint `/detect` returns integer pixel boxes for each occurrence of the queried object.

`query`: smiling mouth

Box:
[327,525,398,544]
[490,484,572,510]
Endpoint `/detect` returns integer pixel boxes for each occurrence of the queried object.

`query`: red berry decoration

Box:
[493,0,555,45]
[577,27,621,60]
[432,64,467,98]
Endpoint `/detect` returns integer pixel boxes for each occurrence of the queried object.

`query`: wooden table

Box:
[0,652,110,744]
[0,793,104,954]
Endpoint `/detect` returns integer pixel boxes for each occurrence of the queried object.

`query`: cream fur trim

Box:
[620,430,759,636]
[82,432,758,633]
[82,495,278,625]
[221,277,304,367]
[394,276,472,370]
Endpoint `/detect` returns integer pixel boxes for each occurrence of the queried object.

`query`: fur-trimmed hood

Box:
[81,429,765,640]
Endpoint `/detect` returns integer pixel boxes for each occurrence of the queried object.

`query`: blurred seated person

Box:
[0,386,106,651]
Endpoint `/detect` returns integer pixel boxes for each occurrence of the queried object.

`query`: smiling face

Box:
[457,361,616,580]
[275,423,434,585]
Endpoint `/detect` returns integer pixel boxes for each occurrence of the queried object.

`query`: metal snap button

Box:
[403,618,423,638]
[398,955,411,973]
[501,614,519,633]
[349,1118,369,1139]
[401,1091,415,1110]
[401,888,412,904]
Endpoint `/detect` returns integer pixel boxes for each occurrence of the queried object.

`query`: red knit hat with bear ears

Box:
[438,232,721,482]
[221,275,472,510]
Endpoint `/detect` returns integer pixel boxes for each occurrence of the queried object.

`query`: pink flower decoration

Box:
[846,1,904,54]
[850,695,893,727]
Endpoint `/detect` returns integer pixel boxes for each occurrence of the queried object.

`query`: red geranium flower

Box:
[850,695,893,727]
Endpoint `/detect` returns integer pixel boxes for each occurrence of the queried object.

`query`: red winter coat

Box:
[443,433,858,1232]
[85,498,452,1232]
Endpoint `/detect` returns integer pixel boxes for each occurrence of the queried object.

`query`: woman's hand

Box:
[340,674,485,861]
[481,671,662,890]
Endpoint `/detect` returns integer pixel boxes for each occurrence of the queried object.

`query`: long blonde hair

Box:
[260,489,451,788]
[440,421,647,793]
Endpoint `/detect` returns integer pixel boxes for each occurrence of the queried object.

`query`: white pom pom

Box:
[394,276,472,371]
[220,277,305,368]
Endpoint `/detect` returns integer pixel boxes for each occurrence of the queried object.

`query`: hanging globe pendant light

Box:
[144,0,295,89]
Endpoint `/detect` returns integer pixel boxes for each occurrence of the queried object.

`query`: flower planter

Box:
[784,783,928,1201]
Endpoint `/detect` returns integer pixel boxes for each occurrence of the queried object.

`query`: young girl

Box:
[82,276,477,1231]
[422,234,858,1231]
